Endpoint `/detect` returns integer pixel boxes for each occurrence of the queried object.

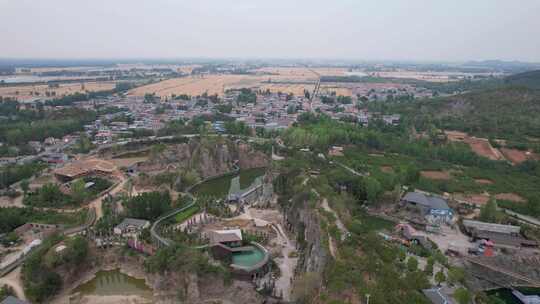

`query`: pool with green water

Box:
[73,269,153,298]
[191,168,265,198]
[231,247,266,267]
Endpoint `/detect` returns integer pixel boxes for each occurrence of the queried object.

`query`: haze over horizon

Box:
[1,0,540,62]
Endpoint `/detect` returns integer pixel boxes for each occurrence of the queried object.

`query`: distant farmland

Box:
[0,81,117,100]
[127,67,354,98]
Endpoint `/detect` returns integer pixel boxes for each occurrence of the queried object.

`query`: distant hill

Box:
[505,70,540,90]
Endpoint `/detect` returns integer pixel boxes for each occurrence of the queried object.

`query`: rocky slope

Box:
[141,138,269,178]
[285,196,328,275]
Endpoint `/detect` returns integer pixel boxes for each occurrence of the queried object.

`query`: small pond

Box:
[232,246,266,268]
[191,167,266,198]
[72,269,153,299]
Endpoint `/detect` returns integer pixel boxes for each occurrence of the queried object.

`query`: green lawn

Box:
[174,205,200,223]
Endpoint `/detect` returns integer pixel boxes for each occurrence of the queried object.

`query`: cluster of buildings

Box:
[1,84,407,170]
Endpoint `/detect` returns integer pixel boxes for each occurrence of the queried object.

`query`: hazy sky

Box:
[1,0,540,62]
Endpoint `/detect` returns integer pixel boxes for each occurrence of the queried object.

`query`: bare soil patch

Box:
[453,193,490,206]
[420,170,451,180]
[380,166,394,173]
[500,148,537,164]
[495,193,527,203]
[467,138,503,160]
[444,131,504,160]
[475,179,494,185]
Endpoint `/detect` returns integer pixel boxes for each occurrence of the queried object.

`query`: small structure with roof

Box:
[328,146,344,157]
[463,219,537,249]
[209,229,243,247]
[54,158,116,182]
[402,191,454,221]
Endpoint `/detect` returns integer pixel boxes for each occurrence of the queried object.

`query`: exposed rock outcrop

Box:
[285,198,328,275]
[140,138,269,178]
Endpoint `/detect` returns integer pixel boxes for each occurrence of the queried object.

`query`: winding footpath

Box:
[321,198,349,241]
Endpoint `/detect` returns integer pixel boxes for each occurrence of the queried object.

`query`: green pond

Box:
[191,167,266,198]
[231,247,266,267]
[73,269,153,298]
[487,287,540,304]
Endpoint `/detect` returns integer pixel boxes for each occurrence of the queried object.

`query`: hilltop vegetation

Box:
[388,87,540,142]
[283,113,540,217]
[504,70,540,90]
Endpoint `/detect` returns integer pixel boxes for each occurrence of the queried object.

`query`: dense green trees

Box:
[0,108,96,145]
[0,162,46,189]
[435,270,446,286]
[145,244,227,279]
[123,191,172,220]
[236,88,257,104]
[22,235,89,303]
[215,103,233,113]
[337,95,352,104]
[394,87,540,141]
[73,133,95,153]
[0,207,86,234]
[479,199,502,223]
[363,177,383,203]
[224,121,251,136]
[447,266,466,286]
[407,256,419,272]
[23,183,73,207]
[454,288,472,304]
[70,179,88,205]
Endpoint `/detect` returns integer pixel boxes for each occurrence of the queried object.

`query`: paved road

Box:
[88,172,126,219]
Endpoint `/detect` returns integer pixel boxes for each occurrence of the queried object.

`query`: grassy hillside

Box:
[504,70,540,90]
[396,87,540,141]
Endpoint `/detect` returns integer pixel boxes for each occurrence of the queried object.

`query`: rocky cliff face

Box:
[142,138,269,178]
[285,199,328,275]
[183,274,265,304]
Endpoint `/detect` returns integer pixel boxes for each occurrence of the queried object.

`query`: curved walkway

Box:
[150,165,240,248]
[150,196,196,247]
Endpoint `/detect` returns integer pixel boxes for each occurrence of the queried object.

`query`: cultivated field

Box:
[127,67,358,98]
[128,75,265,97]
[420,170,451,180]
[0,81,116,100]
